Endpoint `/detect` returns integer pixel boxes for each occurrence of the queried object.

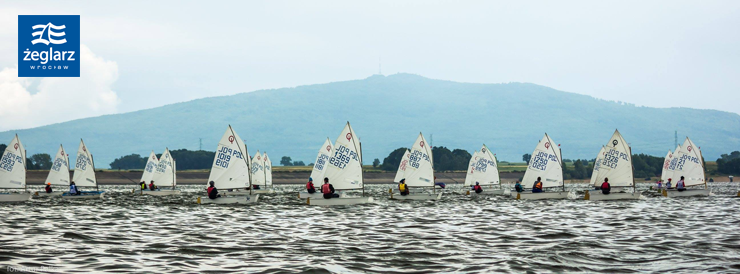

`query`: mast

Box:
[91,152,98,192]
[23,143,27,192]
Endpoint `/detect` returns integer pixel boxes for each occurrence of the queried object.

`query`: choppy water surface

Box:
[2,183,740,273]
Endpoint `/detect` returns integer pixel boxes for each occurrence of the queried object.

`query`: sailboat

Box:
[143,148,180,195]
[515,134,568,200]
[389,132,442,200]
[464,144,504,196]
[307,122,373,206]
[584,130,641,200]
[133,151,158,194]
[264,152,273,192]
[299,138,334,199]
[197,125,259,204]
[0,135,32,202]
[588,146,606,188]
[662,137,710,197]
[248,151,273,194]
[63,139,104,199]
[394,149,411,183]
[35,144,70,197]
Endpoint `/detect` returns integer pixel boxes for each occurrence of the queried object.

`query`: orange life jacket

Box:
[535,181,543,189]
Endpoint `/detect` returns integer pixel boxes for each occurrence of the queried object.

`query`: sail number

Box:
[215,146,244,168]
[75,154,90,170]
[0,152,21,172]
[329,145,357,169]
[314,154,329,171]
[601,149,629,169]
[531,151,556,171]
[408,150,430,169]
[51,157,66,172]
[676,154,699,170]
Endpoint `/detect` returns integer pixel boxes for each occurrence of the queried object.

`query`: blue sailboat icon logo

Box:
[31,22,67,45]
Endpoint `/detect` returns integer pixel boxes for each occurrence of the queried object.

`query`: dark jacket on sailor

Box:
[207,186,219,199]
[45,185,52,193]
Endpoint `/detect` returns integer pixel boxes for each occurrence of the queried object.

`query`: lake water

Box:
[2,183,740,273]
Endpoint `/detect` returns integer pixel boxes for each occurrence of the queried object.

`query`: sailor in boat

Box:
[666,178,673,189]
[207,181,221,199]
[140,181,146,191]
[69,181,80,195]
[45,182,53,194]
[398,179,409,196]
[656,180,663,190]
[306,177,316,194]
[601,178,611,195]
[252,184,261,190]
[532,177,543,193]
[514,180,524,193]
[321,177,336,199]
[433,176,446,189]
[676,176,686,192]
[149,180,158,191]
[472,182,483,194]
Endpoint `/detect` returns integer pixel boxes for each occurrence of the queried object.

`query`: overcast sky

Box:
[1,0,739,130]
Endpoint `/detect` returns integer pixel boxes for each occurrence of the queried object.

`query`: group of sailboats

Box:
[659,137,710,197]
[389,132,442,200]
[135,148,179,196]
[0,135,104,202]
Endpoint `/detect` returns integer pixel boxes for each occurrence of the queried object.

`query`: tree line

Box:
[0,144,53,170]
[380,146,472,172]
[717,151,740,175]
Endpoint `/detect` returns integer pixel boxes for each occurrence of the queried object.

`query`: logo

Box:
[482,148,486,153]
[544,142,550,149]
[13,143,19,150]
[18,15,80,77]
[687,146,693,152]
[228,136,235,144]
[326,145,331,152]
[420,141,425,147]
[61,150,65,156]
[82,145,86,152]
[612,140,618,146]
[346,133,352,141]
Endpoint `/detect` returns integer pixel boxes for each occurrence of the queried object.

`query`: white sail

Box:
[45,145,70,186]
[323,122,363,190]
[394,149,411,183]
[250,151,266,186]
[140,151,158,183]
[0,135,26,189]
[264,152,272,186]
[72,139,97,187]
[665,145,681,183]
[403,133,434,188]
[522,134,563,189]
[674,137,705,187]
[207,126,251,189]
[153,148,176,187]
[309,138,333,182]
[660,150,673,182]
[589,146,606,186]
[590,130,633,187]
[465,144,500,186]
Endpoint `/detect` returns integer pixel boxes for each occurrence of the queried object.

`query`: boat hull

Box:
[0,192,32,202]
[196,195,260,204]
[467,189,506,196]
[389,191,443,200]
[298,192,349,199]
[33,191,63,198]
[142,190,181,196]
[513,191,569,200]
[662,188,710,198]
[221,190,272,196]
[62,191,105,199]
[306,196,374,206]
[584,190,641,200]
[250,189,275,194]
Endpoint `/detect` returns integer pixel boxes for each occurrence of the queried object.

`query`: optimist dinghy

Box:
[197,125,259,204]
[0,135,32,202]
[142,148,180,196]
[299,138,333,199]
[662,137,710,197]
[63,139,104,199]
[35,144,70,198]
[132,151,158,194]
[465,144,504,196]
[389,132,442,201]
[515,134,568,200]
[584,130,641,201]
[248,151,274,194]
[307,122,373,206]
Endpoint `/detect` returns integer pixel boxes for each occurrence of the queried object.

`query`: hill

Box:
[2,73,739,168]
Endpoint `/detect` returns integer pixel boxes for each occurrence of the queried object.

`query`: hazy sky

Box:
[1,0,739,130]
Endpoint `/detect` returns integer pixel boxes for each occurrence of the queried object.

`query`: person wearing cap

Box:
[207,181,220,199]
[676,176,686,192]
[306,177,316,194]
[472,182,483,194]
[666,178,673,189]
[398,179,409,196]
[69,181,80,195]
[45,182,53,193]
[321,177,336,199]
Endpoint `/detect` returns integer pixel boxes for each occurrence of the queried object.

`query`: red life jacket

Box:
[306,182,314,190]
[601,182,609,189]
[474,185,482,191]
[322,183,331,193]
[207,186,214,195]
